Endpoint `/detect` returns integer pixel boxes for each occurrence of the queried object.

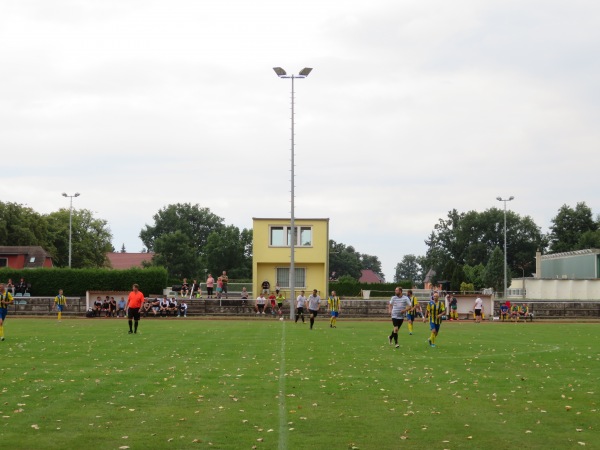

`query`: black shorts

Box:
[392,318,404,328]
[475,309,482,316]
[207,287,213,295]
[277,303,283,308]
[128,307,141,320]
[309,309,318,317]
[257,304,265,312]
[296,307,304,314]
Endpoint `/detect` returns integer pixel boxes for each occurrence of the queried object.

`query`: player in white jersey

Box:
[387,287,413,348]
[307,289,321,330]
[295,290,307,323]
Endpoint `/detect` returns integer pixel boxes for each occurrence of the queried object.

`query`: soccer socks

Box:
[430,331,436,344]
[0,324,3,338]
[128,320,133,332]
[310,318,314,329]
[393,332,398,344]
[408,322,413,333]
[134,320,139,333]
[58,311,62,321]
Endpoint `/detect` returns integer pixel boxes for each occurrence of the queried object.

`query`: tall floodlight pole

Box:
[273,67,312,321]
[62,192,80,268]
[496,196,514,299]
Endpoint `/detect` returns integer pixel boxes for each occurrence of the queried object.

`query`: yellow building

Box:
[252,218,329,300]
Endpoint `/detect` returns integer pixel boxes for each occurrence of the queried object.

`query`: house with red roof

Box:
[106,252,154,269]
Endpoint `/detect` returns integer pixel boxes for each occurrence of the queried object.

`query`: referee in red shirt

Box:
[126,284,145,334]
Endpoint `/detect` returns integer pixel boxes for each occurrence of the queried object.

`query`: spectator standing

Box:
[117,297,126,318]
[473,297,483,323]
[0,283,14,341]
[307,289,321,330]
[109,297,117,317]
[16,278,27,295]
[221,271,229,299]
[241,287,249,311]
[327,291,341,328]
[6,279,15,295]
[295,290,306,323]
[216,277,223,299]
[206,274,215,298]
[261,280,270,295]
[387,287,412,348]
[54,289,67,322]
[125,284,145,334]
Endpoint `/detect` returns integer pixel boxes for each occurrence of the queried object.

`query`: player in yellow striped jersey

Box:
[328,291,341,328]
[406,289,421,335]
[423,292,445,348]
[54,289,68,322]
[0,283,15,341]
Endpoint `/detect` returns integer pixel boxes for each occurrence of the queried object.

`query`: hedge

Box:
[329,280,412,297]
[0,267,168,297]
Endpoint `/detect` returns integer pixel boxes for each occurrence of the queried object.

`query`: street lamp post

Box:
[62,192,80,268]
[273,67,312,321]
[496,196,514,299]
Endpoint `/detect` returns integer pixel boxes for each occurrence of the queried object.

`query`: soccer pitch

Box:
[0,318,598,450]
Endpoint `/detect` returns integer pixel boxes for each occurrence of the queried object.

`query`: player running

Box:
[0,283,14,341]
[387,287,412,348]
[54,289,67,322]
[327,290,341,328]
[295,291,306,323]
[406,289,421,335]
[423,292,446,348]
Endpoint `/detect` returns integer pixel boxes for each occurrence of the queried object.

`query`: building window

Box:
[269,226,312,247]
[276,267,306,288]
[0,258,7,267]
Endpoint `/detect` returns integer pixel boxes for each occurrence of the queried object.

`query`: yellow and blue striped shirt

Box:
[427,300,445,325]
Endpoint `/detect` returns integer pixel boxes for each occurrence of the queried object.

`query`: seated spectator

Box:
[159,298,169,317]
[520,304,532,322]
[102,296,110,317]
[141,299,152,317]
[181,278,189,297]
[6,278,15,295]
[109,296,117,317]
[93,296,102,317]
[190,279,202,298]
[168,297,178,316]
[150,297,161,316]
[16,278,27,295]
[178,300,188,317]
[117,297,126,317]
[510,304,520,321]
[255,293,266,315]
[500,302,509,322]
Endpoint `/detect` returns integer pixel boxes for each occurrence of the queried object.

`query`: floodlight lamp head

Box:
[75,193,81,197]
[509,196,514,201]
[273,67,286,77]
[62,193,67,197]
[496,197,502,201]
[299,67,313,77]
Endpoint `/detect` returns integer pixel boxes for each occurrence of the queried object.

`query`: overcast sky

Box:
[1,0,598,280]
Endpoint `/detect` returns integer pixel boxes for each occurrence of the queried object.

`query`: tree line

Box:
[394,202,600,293]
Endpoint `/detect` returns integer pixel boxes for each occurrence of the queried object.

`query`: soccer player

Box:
[500,302,509,322]
[520,304,532,322]
[423,292,446,348]
[54,289,67,321]
[387,287,412,348]
[126,283,145,334]
[406,289,421,335]
[307,289,321,330]
[448,295,458,321]
[510,303,520,322]
[327,290,341,328]
[0,283,14,341]
[473,297,483,323]
[295,290,306,323]
[276,290,285,318]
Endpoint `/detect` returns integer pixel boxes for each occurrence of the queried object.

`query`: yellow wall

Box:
[252,218,329,298]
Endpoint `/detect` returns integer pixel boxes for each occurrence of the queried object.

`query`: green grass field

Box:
[0,317,598,450]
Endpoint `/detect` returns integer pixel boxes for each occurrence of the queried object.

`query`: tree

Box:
[204,226,252,279]
[329,240,362,280]
[394,254,422,284]
[549,202,598,253]
[463,263,485,290]
[422,208,546,281]
[140,203,225,278]
[0,201,47,246]
[483,247,507,293]
[360,253,384,279]
[576,229,600,250]
[120,243,126,253]
[46,209,113,268]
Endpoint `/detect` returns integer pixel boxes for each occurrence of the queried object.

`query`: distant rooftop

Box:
[106,252,154,269]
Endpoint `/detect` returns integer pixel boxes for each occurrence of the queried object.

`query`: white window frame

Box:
[275,267,306,289]
[269,226,312,247]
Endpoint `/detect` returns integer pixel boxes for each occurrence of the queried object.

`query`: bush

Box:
[0,267,168,296]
